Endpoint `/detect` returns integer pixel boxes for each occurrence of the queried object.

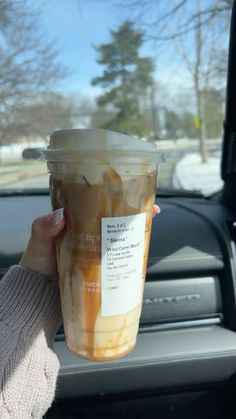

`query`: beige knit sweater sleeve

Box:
[0,265,62,418]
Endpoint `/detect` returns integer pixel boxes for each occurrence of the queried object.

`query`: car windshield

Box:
[0,0,231,195]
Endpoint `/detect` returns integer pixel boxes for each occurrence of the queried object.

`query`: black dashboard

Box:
[1,193,236,403]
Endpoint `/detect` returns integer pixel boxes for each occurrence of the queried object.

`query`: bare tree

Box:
[194,0,208,161]
[174,0,215,161]
[110,0,232,161]
[5,93,99,144]
[0,0,68,155]
[11,93,75,142]
[172,0,229,161]
[112,0,232,39]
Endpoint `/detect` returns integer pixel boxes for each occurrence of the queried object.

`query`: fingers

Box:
[152,204,161,218]
[20,209,65,277]
[31,208,65,241]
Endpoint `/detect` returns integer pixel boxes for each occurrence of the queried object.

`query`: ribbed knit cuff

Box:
[0,266,62,341]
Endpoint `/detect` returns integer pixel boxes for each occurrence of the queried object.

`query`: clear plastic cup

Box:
[43,129,164,361]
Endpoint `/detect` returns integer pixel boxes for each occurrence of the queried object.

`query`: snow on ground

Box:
[173,152,223,195]
[0,141,47,161]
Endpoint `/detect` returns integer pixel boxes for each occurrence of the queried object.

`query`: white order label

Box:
[101,213,146,317]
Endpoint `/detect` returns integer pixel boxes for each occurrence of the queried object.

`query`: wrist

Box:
[19,237,58,278]
[0,266,62,340]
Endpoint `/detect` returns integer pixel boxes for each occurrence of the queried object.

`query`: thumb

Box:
[31,209,65,241]
[20,209,65,277]
[152,204,161,217]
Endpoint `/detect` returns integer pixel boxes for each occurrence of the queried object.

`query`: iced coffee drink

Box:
[43,129,164,361]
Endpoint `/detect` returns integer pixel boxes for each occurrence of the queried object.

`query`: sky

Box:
[32,0,120,94]
[29,0,229,112]
[31,0,194,102]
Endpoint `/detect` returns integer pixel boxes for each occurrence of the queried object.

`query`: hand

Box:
[153,204,161,217]
[19,205,160,278]
[19,209,65,277]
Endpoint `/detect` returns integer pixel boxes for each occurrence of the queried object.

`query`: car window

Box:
[0,0,231,195]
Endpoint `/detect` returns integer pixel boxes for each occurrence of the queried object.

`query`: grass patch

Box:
[0,160,47,186]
